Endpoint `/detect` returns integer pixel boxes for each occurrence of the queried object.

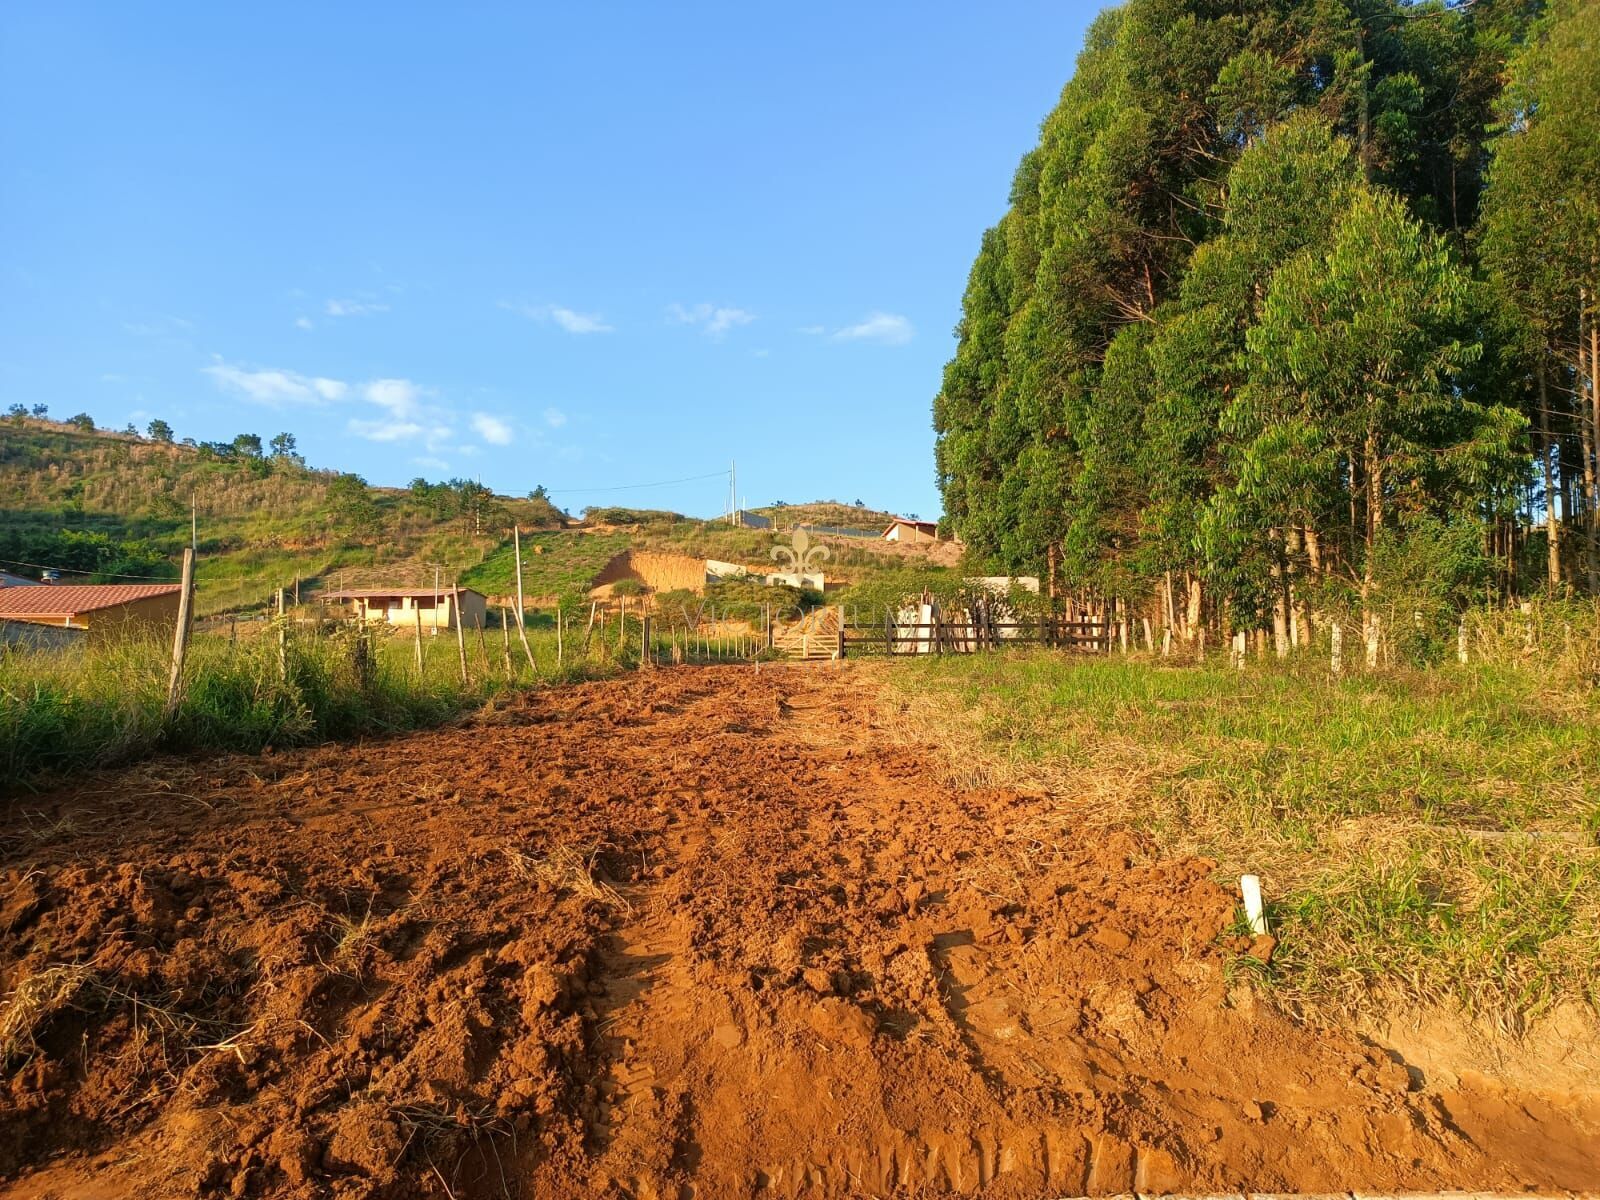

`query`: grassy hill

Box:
[1,417,957,615]
[747,500,904,532]
[0,418,563,615]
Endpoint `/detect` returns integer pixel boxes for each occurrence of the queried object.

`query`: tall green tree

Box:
[934,0,1579,638]
[1479,0,1600,591]
[1216,189,1521,618]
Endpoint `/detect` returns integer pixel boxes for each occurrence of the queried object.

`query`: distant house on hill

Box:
[323,586,487,631]
[0,570,38,588]
[0,583,182,638]
[882,518,940,544]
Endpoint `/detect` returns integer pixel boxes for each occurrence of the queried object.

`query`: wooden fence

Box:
[841,614,1109,658]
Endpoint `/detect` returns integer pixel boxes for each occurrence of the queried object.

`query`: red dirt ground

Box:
[1,665,1596,1198]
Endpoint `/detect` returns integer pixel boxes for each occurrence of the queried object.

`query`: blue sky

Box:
[1,3,1096,520]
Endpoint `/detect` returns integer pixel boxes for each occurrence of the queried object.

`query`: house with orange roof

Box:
[0,582,183,639]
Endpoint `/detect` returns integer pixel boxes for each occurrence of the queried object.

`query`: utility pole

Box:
[191,496,197,552]
[729,460,736,524]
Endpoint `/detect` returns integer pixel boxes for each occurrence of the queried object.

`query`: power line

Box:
[544,468,731,495]
[0,555,174,582]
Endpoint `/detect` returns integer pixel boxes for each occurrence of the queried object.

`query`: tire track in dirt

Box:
[1,664,1596,1198]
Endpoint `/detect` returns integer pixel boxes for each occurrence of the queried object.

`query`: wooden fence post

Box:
[276,587,288,681]
[1331,622,1343,677]
[164,547,196,718]
[1364,614,1380,670]
[500,606,513,680]
[639,614,651,669]
[414,604,425,679]
[1231,631,1246,670]
[452,579,469,684]
[556,605,564,668]
[352,624,373,694]
[512,526,537,674]
[1457,619,1468,665]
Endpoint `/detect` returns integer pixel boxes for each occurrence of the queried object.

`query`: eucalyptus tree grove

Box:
[935,0,1599,647]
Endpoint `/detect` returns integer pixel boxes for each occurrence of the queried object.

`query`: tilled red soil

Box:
[1,665,1596,1198]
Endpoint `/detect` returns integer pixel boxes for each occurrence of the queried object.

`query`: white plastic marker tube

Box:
[1240,874,1269,936]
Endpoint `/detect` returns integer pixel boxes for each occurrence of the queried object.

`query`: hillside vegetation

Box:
[1,418,956,614]
[0,419,565,614]
[746,501,906,530]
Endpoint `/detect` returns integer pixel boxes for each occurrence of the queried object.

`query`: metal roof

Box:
[0,583,182,617]
[322,587,485,600]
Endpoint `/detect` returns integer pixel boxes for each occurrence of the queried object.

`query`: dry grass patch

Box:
[504,844,632,913]
[0,963,94,1063]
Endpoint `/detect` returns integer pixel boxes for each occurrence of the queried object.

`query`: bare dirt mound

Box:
[2,666,1596,1198]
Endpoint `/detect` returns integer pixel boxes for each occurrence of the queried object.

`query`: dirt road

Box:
[2,665,1596,1197]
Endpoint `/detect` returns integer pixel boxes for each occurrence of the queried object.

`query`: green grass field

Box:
[0,618,628,792]
[885,650,1600,1024]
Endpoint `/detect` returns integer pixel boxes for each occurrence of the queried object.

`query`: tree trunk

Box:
[1541,362,1560,592]
[1591,285,1600,594]
[1270,528,1290,657]
[1580,302,1600,595]
[1362,430,1382,611]
[1289,526,1311,645]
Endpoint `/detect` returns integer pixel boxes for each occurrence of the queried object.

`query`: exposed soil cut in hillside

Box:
[2,666,1596,1198]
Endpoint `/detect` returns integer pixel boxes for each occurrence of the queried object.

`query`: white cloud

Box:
[543,406,567,428]
[412,456,450,471]
[348,416,451,448]
[669,302,755,339]
[363,378,422,418]
[472,412,514,445]
[549,307,611,334]
[502,301,613,334]
[202,360,348,406]
[203,358,461,449]
[833,311,914,346]
[294,316,314,331]
[797,324,826,336]
[347,417,424,443]
[324,298,389,318]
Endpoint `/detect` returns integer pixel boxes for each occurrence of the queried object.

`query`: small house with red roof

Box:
[0,583,183,639]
